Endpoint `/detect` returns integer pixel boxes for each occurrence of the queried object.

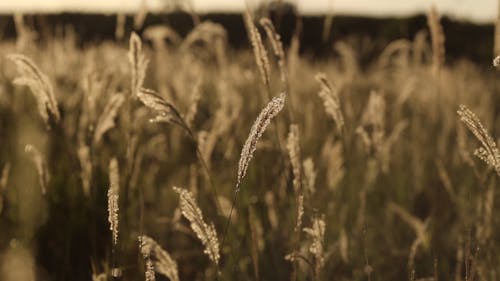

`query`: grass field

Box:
[0,7,499,281]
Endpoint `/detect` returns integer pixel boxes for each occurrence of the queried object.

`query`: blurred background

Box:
[0,0,497,62]
[1,1,500,281]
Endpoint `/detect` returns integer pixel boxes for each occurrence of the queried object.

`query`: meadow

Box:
[0,7,499,281]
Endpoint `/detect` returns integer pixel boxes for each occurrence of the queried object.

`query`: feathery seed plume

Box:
[93,94,125,145]
[457,104,500,175]
[303,157,316,194]
[304,215,326,275]
[244,11,271,89]
[493,55,500,67]
[294,195,304,232]
[259,18,287,85]
[173,186,220,265]
[129,32,149,96]
[237,93,286,191]
[315,73,344,132]
[8,54,60,126]
[427,6,445,75]
[108,158,119,245]
[138,235,179,281]
[137,88,191,135]
[287,124,302,192]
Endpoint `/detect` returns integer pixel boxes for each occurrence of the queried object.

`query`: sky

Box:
[0,0,497,23]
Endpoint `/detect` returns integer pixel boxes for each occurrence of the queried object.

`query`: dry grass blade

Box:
[244,11,271,89]
[93,94,125,145]
[388,202,427,240]
[388,202,428,268]
[173,186,220,265]
[25,144,49,195]
[128,32,149,96]
[315,73,344,133]
[138,235,179,281]
[8,54,60,126]
[108,158,119,245]
[237,92,286,191]
[457,104,500,175]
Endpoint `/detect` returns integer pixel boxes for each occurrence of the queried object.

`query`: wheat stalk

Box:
[8,54,60,127]
[138,235,179,281]
[77,143,92,197]
[173,186,220,265]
